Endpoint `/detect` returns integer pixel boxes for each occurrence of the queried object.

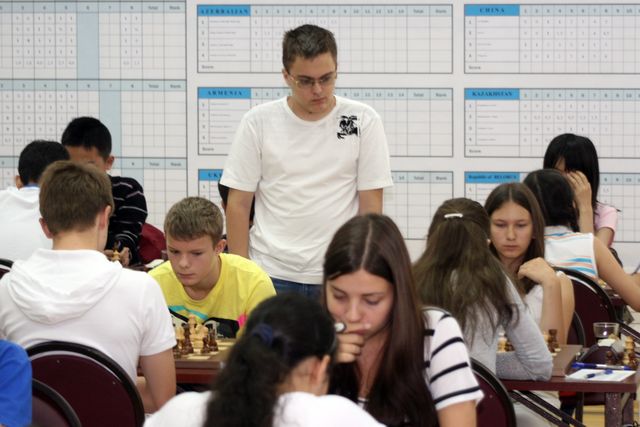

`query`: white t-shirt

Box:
[144,391,384,427]
[0,249,175,380]
[0,186,51,261]
[221,96,393,284]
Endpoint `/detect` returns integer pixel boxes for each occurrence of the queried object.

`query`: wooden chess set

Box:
[498,328,562,356]
[604,336,639,370]
[173,314,228,360]
[498,329,583,376]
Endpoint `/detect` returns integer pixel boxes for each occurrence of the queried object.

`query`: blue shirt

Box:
[0,340,31,427]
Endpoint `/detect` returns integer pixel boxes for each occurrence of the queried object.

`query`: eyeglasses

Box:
[287,72,337,89]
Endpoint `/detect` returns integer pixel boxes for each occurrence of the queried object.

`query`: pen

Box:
[585,369,613,379]
[572,362,633,371]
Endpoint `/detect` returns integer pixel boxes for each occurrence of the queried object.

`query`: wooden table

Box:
[174,339,233,384]
[503,345,639,427]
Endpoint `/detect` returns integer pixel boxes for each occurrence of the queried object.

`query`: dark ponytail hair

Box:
[204,293,336,427]
[414,198,515,336]
[543,133,600,211]
[524,169,579,232]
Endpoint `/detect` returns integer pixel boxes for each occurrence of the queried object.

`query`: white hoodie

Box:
[0,249,176,379]
[0,186,51,261]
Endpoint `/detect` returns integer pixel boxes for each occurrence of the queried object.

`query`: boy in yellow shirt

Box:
[149,197,275,337]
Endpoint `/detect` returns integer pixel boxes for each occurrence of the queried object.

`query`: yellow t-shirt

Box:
[149,253,275,337]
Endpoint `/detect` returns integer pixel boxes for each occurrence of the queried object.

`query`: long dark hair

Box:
[543,133,600,211]
[485,183,546,294]
[524,169,579,231]
[323,214,436,427]
[204,293,336,427]
[414,198,515,337]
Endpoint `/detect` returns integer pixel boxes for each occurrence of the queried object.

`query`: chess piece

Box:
[606,350,616,366]
[549,329,560,353]
[188,314,197,336]
[173,342,182,358]
[111,242,121,263]
[497,333,507,353]
[623,336,636,369]
[182,324,193,354]
[193,324,207,354]
[201,333,211,354]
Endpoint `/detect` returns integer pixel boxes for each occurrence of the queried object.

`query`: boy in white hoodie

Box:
[0,161,176,413]
[0,140,68,261]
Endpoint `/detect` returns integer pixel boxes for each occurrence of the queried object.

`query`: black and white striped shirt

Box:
[423,308,483,410]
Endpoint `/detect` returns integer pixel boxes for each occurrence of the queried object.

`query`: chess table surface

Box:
[174,338,235,383]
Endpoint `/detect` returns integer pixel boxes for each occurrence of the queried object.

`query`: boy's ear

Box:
[98,205,112,229]
[39,218,53,238]
[214,238,226,254]
[14,175,23,189]
[105,155,115,172]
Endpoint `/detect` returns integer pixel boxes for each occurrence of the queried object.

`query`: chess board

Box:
[174,338,235,369]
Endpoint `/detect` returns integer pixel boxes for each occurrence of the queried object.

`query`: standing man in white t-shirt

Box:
[221,24,393,298]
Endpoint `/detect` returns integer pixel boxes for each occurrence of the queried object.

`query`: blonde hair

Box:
[164,197,223,245]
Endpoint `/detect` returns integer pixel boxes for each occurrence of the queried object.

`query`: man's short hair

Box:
[61,117,112,159]
[164,197,223,245]
[39,161,114,235]
[282,24,337,71]
[18,140,69,185]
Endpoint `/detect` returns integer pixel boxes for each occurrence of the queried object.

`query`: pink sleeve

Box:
[594,203,618,240]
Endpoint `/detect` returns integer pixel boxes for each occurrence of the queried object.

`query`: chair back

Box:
[555,267,617,346]
[32,379,81,427]
[472,359,516,427]
[27,341,144,427]
[138,223,166,264]
[567,312,587,347]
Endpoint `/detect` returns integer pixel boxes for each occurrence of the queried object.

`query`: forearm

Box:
[226,204,251,258]
[539,279,566,344]
[139,350,176,412]
[577,204,594,233]
[358,189,383,214]
[437,401,476,427]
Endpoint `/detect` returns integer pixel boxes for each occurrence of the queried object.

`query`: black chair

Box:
[0,257,12,279]
[554,267,640,345]
[472,359,517,427]
[567,312,587,347]
[32,379,81,427]
[27,341,144,427]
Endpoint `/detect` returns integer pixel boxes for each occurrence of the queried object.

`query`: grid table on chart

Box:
[465,4,640,74]
[197,4,452,73]
[599,173,640,243]
[198,87,453,156]
[464,172,525,206]
[198,169,224,208]
[0,80,186,158]
[383,171,453,240]
[0,1,185,80]
[112,158,187,228]
[0,157,16,190]
[465,88,640,158]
